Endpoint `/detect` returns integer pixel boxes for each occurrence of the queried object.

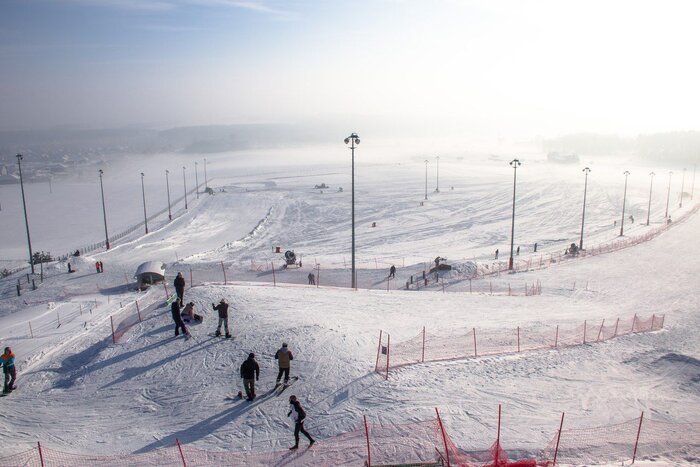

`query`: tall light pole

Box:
[204,157,208,190]
[679,168,686,208]
[16,154,35,273]
[665,171,673,217]
[435,155,440,192]
[508,159,521,270]
[619,171,630,236]
[691,164,696,200]
[646,172,655,226]
[344,132,360,289]
[424,160,429,200]
[140,172,148,234]
[579,167,591,250]
[165,169,172,221]
[98,169,110,250]
[182,166,188,210]
[194,161,199,199]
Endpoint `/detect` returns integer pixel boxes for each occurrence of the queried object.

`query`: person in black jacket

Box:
[212,299,231,338]
[170,298,190,338]
[174,272,186,302]
[240,353,260,401]
[287,395,315,449]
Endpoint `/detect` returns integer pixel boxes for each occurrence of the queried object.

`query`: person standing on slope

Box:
[389,265,396,278]
[2,347,17,394]
[212,298,231,338]
[275,342,294,386]
[174,272,186,302]
[170,298,190,338]
[240,353,260,401]
[287,395,315,449]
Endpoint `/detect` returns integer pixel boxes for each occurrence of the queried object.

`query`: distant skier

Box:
[534,242,538,253]
[170,298,190,338]
[95,261,100,274]
[2,347,16,394]
[275,343,294,386]
[307,273,315,285]
[240,353,260,401]
[495,249,499,260]
[99,261,104,273]
[212,299,231,338]
[287,395,315,449]
[389,265,396,278]
[174,272,186,302]
[516,246,520,256]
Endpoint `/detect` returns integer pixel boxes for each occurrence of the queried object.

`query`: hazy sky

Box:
[1,0,699,137]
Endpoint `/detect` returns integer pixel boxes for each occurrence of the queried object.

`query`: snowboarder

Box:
[307,273,315,285]
[275,343,294,385]
[240,353,260,401]
[389,265,396,278]
[174,272,186,302]
[212,299,231,338]
[170,298,190,337]
[288,395,315,449]
[495,249,499,260]
[2,347,17,394]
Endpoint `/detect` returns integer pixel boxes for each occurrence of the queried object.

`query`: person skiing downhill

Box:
[174,272,186,302]
[275,343,294,385]
[212,299,231,338]
[240,353,260,401]
[170,298,190,338]
[287,395,315,449]
[2,347,17,394]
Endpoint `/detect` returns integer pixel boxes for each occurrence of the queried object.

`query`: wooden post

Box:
[29,321,34,338]
[221,261,227,285]
[136,300,142,322]
[596,319,605,342]
[176,438,187,467]
[553,412,565,466]
[271,263,276,287]
[583,320,587,344]
[469,279,472,294]
[495,404,502,466]
[554,325,559,348]
[435,408,451,467]
[508,283,511,296]
[632,412,644,464]
[422,326,426,363]
[614,317,620,337]
[189,268,193,288]
[517,326,520,352]
[490,282,493,295]
[374,330,383,372]
[473,327,477,357]
[650,314,656,330]
[385,334,390,380]
[363,415,372,467]
[660,315,665,328]
[110,316,116,344]
[631,314,637,333]
[37,442,45,467]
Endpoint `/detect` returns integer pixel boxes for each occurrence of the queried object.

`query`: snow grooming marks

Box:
[375,314,664,378]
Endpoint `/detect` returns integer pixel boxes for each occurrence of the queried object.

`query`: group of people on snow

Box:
[94,261,104,273]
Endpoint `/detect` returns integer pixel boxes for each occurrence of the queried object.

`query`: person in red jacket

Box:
[2,347,17,394]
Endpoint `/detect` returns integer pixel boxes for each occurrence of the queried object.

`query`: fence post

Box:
[136,300,142,322]
[632,412,644,464]
[650,314,656,330]
[553,412,565,466]
[473,327,477,357]
[110,316,116,344]
[554,325,559,348]
[363,414,372,467]
[29,321,34,338]
[614,318,620,337]
[37,442,45,467]
[176,438,187,467]
[385,334,390,380]
[163,281,169,300]
[435,407,452,467]
[495,404,502,466]
[374,330,383,372]
[317,265,320,288]
[422,326,426,363]
[660,315,665,328]
[221,261,227,285]
[272,263,276,287]
[469,279,472,294]
[189,268,193,288]
[490,282,492,295]
[517,326,520,353]
[596,319,605,342]
[631,314,637,333]
[508,283,511,296]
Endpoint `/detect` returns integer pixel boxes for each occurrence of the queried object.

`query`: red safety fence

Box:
[375,314,664,378]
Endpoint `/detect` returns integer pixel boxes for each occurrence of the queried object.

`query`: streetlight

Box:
[664,171,673,218]
[619,171,630,236]
[194,161,200,199]
[182,166,188,210]
[204,157,208,191]
[344,132,360,289]
[508,159,521,270]
[691,164,696,200]
[424,159,429,200]
[16,154,35,273]
[579,167,591,250]
[98,169,110,249]
[165,169,172,221]
[646,172,655,226]
[679,168,686,208]
[140,172,148,234]
[435,155,440,193]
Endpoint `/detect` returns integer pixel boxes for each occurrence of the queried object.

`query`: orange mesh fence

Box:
[0,446,41,467]
[376,314,663,377]
[635,419,700,461]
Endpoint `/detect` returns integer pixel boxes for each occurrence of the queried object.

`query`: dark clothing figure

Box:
[495,249,499,260]
[240,353,260,400]
[99,261,103,273]
[212,299,231,337]
[170,299,189,337]
[307,273,315,285]
[534,243,538,253]
[389,265,396,278]
[288,396,314,449]
[67,263,73,273]
[174,273,186,301]
[2,347,16,394]
[275,343,294,385]
[516,246,520,256]
[95,262,100,273]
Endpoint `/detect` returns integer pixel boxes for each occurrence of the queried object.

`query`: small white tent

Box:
[134,261,166,290]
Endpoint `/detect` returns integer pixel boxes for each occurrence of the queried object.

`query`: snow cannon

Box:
[282,250,301,269]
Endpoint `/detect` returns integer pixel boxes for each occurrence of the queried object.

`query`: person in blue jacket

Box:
[2,347,16,394]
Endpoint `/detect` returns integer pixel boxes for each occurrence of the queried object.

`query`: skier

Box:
[495,249,499,260]
[287,395,315,449]
[212,298,231,338]
[240,353,260,401]
[174,272,186,302]
[516,246,520,256]
[2,347,17,394]
[307,273,315,285]
[170,298,190,337]
[534,242,538,253]
[389,265,396,278]
[275,342,294,386]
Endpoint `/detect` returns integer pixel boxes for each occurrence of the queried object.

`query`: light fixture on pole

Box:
[140,172,148,234]
[424,160,429,200]
[619,171,630,236]
[204,158,208,190]
[182,166,188,210]
[646,172,655,226]
[435,155,440,193]
[344,132,360,289]
[165,169,172,221]
[508,159,521,270]
[98,169,110,249]
[664,171,673,218]
[16,154,35,273]
[679,167,686,208]
[579,167,591,250]
[194,161,199,199]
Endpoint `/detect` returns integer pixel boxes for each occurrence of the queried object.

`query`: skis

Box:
[275,376,299,396]
[208,334,232,339]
